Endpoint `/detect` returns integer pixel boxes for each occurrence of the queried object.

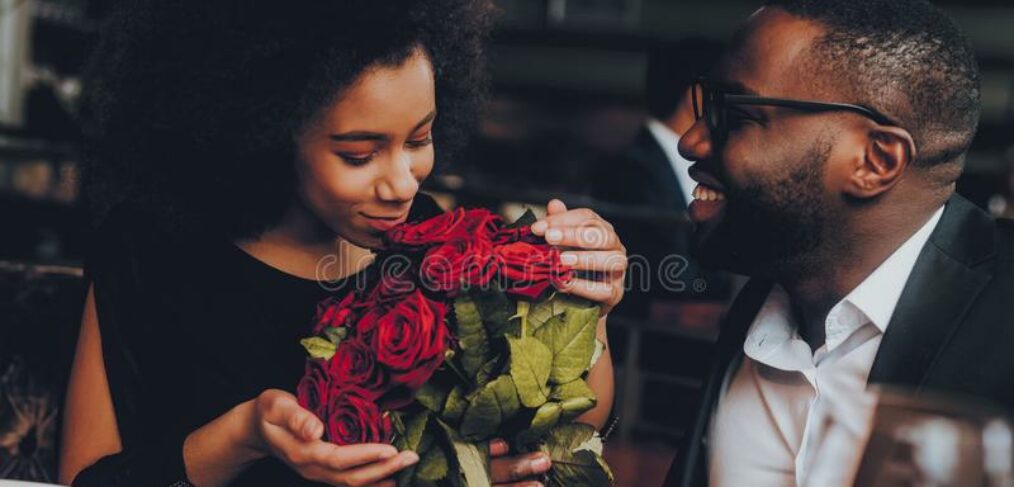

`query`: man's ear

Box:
[845,126,917,199]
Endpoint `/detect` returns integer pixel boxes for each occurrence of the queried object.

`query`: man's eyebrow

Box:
[328,109,437,142]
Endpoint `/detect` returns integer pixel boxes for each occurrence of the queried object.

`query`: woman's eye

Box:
[406,135,433,148]
[338,152,376,166]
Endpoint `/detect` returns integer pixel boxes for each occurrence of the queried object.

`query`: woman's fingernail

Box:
[546,229,563,242]
[402,452,420,466]
[531,455,551,472]
[531,221,547,233]
[560,253,578,265]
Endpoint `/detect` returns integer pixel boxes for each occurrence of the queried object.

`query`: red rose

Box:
[496,241,574,299]
[329,337,387,396]
[324,385,393,445]
[419,238,497,294]
[313,292,356,334]
[372,290,449,389]
[355,267,416,310]
[297,360,330,417]
[386,208,503,248]
[491,225,539,245]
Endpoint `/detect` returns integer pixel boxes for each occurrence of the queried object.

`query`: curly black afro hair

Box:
[80,0,497,238]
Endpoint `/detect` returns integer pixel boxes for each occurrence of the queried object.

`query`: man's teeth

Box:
[693,185,726,202]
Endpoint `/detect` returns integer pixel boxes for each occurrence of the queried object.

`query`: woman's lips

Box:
[361,212,409,232]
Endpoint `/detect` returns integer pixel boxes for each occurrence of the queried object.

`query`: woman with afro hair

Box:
[59,1,625,486]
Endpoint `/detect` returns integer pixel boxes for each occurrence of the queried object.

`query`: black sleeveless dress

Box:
[75,195,443,487]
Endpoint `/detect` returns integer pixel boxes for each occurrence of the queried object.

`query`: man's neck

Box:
[776,204,941,350]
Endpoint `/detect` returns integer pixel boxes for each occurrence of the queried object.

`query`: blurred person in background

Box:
[591,38,732,326]
[58,1,627,486]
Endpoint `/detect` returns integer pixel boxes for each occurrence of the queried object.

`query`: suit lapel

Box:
[868,195,997,388]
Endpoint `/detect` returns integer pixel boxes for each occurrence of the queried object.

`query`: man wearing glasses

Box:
[663,1,1014,486]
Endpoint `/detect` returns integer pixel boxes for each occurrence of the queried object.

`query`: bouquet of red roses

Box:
[298,208,613,486]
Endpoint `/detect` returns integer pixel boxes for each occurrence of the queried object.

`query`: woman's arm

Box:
[61,284,418,487]
[59,284,123,483]
[575,316,614,430]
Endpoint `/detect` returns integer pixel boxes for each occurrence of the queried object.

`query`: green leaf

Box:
[442,386,468,423]
[460,375,521,441]
[540,423,613,487]
[323,326,348,346]
[416,381,450,414]
[471,287,518,338]
[507,336,553,408]
[400,412,431,452]
[534,306,599,384]
[418,445,450,482]
[437,419,492,487]
[299,337,336,361]
[516,401,562,446]
[508,209,538,229]
[475,356,502,388]
[551,379,597,419]
[454,296,491,378]
[528,299,563,334]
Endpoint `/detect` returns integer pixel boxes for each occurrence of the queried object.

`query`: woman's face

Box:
[294,48,436,249]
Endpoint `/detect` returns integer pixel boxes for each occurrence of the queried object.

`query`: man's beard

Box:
[692,140,831,277]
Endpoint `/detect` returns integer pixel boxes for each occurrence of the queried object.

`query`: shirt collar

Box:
[743,204,945,361]
[841,204,945,335]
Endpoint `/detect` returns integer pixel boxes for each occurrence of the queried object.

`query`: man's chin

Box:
[690,226,755,275]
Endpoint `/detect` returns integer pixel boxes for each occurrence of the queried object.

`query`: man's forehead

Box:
[716,7,827,97]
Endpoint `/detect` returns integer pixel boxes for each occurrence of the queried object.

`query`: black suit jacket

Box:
[663,194,1014,487]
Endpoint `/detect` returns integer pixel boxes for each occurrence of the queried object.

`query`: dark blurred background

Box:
[1,0,1012,483]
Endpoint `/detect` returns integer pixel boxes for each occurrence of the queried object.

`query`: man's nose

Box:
[678,118,714,163]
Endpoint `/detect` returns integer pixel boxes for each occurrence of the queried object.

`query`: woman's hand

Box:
[489,438,551,487]
[531,199,627,316]
[250,390,419,487]
[185,389,418,487]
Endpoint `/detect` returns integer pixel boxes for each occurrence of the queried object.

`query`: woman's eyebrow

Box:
[328,109,436,142]
[412,109,437,131]
[329,132,387,142]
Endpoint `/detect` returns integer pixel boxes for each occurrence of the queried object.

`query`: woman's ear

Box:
[845,126,917,199]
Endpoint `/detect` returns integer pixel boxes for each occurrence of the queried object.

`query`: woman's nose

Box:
[375,150,419,202]
[678,118,714,163]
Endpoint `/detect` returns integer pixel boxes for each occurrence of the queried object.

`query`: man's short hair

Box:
[645,37,726,121]
[765,0,981,168]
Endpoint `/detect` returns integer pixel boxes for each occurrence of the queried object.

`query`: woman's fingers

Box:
[557,275,624,310]
[559,250,627,272]
[322,444,400,471]
[546,199,567,215]
[490,452,551,483]
[324,451,419,486]
[259,390,324,442]
[489,438,510,457]
[543,224,621,251]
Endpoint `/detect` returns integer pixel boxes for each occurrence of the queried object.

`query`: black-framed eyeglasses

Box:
[691,78,902,143]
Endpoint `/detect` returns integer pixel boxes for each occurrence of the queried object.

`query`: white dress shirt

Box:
[645,118,696,207]
[709,205,946,487]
